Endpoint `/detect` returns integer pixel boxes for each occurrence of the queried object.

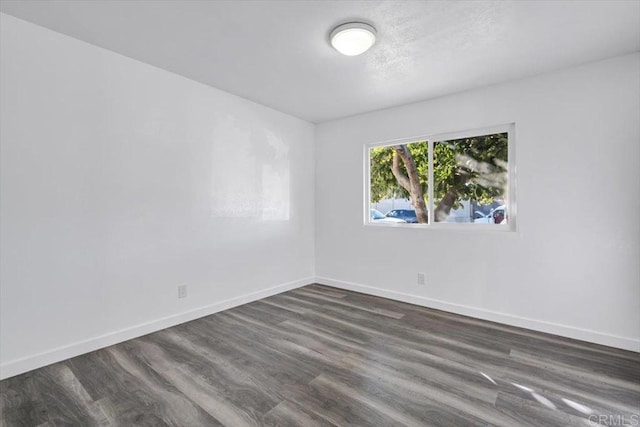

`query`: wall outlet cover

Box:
[178,284,188,299]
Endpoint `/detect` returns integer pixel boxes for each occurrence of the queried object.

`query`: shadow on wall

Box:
[210,115,290,221]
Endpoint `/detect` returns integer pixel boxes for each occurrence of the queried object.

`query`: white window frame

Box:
[364,123,516,231]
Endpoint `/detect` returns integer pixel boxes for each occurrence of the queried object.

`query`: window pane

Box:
[432,132,508,224]
[369,141,429,224]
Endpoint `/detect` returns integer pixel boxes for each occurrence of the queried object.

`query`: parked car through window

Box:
[385,209,419,223]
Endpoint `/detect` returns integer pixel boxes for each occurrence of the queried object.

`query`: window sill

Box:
[364,222,516,232]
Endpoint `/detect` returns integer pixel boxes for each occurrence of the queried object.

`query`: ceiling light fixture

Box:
[330,22,376,56]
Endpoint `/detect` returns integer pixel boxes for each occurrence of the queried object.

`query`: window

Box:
[366,124,515,229]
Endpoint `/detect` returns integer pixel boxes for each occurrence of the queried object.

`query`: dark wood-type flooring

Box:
[1,284,639,426]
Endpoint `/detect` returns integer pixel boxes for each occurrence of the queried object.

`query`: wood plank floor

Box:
[1,284,639,426]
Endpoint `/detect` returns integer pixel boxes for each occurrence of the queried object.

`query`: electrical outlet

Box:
[417,272,426,285]
[178,284,188,299]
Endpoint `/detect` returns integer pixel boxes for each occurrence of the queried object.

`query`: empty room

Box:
[0,0,639,426]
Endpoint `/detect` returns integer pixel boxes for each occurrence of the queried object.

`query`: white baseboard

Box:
[0,277,312,380]
[315,276,640,353]
[4,275,637,380]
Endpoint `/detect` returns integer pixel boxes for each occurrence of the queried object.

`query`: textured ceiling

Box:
[1,0,639,123]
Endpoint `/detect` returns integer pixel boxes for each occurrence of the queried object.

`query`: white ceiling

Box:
[1,0,639,123]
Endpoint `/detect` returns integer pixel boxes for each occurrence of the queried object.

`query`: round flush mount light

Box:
[330,22,377,56]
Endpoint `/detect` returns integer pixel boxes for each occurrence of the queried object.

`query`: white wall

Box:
[0,14,315,379]
[315,53,640,351]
